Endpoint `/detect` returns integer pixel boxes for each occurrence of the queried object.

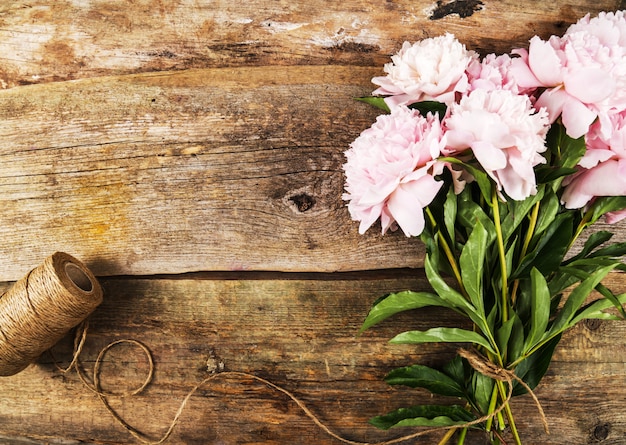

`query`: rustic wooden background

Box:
[0,1,625,444]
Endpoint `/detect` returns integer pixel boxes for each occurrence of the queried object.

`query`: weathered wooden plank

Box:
[0,66,624,280]
[0,275,625,444]
[0,66,426,280]
[0,0,620,88]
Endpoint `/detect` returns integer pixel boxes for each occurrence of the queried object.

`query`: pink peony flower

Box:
[372,34,477,109]
[562,110,626,209]
[466,53,535,96]
[342,106,446,237]
[510,11,626,139]
[444,89,550,200]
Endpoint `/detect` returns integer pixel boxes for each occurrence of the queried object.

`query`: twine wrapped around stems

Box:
[0,252,102,376]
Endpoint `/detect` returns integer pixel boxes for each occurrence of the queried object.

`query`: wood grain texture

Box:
[0,275,624,445]
[0,0,621,88]
[0,66,426,280]
[0,2,625,445]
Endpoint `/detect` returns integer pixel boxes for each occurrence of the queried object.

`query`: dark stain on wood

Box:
[289,193,316,212]
[430,0,484,20]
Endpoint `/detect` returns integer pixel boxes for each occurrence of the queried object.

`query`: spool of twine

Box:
[0,252,102,376]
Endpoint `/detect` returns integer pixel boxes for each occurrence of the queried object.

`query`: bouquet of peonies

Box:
[343,11,626,445]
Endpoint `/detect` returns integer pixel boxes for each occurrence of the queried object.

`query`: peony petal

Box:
[561,95,597,139]
[562,160,626,208]
[528,36,564,86]
[509,56,542,89]
[564,68,615,103]
[386,176,442,236]
[470,140,508,171]
[535,88,568,123]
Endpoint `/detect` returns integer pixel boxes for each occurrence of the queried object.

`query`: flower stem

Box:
[496,380,522,445]
[492,190,509,322]
[437,427,457,445]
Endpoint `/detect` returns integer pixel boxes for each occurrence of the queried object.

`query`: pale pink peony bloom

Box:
[444,89,550,200]
[372,34,477,109]
[562,110,626,209]
[466,53,535,96]
[342,106,446,237]
[510,11,626,139]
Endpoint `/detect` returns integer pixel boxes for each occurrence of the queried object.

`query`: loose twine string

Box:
[0,252,548,444]
[58,322,549,445]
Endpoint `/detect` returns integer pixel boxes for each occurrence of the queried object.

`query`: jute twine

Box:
[0,252,102,376]
[62,327,549,444]
[0,253,548,443]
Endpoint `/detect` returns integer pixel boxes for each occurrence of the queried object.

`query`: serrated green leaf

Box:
[384,365,465,397]
[360,291,451,333]
[390,327,496,354]
[525,268,551,352]
[369,405,475,430]
[354,96,390,112]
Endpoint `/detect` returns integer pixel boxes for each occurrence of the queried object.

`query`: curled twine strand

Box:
[56,324,548,445]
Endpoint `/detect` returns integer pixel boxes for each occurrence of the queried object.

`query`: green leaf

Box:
[471,371,495,414]
[390,327,496,354]
[354,96,390,112]
[512,334,561,396]
[456,194,497,245]
[571,293,626,325]
[443,185,457,245]
[440,157,493,203]
[369,405,475,430]
[534,166,578,184]
[460,221,489,313]
[384,364,465,397]
[548,264,618,335]
[534,187,560,235]
[507,312,525,363]
[501,189,544,241]
[408,100,448,119]
[589,242,626,259]
[525,268,551,352]
[424,256,491,336]
[511,213,573,279]
[547,122,587,170]
[588,196,626,224]
[564,231,614,265]
[496,317,516,357]
[360,290,452,333]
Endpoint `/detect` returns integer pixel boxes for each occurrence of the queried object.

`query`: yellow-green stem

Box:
[485,384,499,432]
[437,427,457,445]
[496,380,522,445]
[492,191,509,322]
